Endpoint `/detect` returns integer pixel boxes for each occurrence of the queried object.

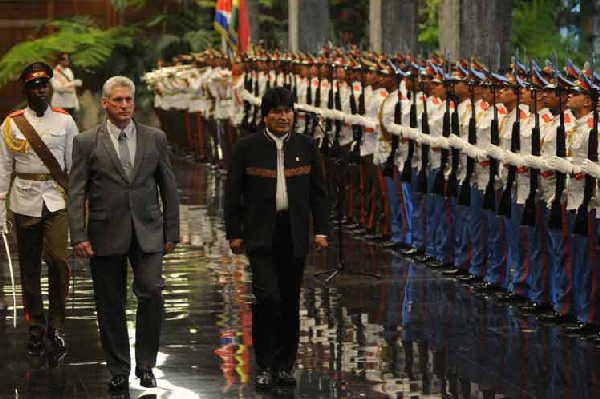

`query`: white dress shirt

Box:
[106,119,137,166]
[266,129,289,211]
[0,106,78,219]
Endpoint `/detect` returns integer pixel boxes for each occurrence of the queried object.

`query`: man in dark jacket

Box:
[225,87,329,389]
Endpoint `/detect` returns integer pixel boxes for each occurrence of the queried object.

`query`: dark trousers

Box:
[14,207,69,335]
[90,235,164,377]
[248,211,305,372]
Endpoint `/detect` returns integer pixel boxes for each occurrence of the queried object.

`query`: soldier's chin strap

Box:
[2,230,17,328]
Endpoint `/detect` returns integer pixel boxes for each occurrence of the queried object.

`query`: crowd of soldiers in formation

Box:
[144,46,600,345]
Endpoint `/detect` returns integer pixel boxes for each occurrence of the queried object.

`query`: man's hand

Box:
[164,242,177,254]
[314,236,328,250]
[73,241,95,258]
[229,238,244,254]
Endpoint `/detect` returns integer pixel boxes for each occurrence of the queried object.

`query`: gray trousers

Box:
[90,237,164,377]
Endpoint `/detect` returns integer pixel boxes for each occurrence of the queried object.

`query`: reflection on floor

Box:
[0,160,599,398]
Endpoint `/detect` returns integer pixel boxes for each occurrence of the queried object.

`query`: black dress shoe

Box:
[255,369,274,390]
[27,334,45,357]
[398,247,418,256]
[564,323,600,336]
[519,302,553,315]
[427,260,444,268]
[48,329,67,352]
[441,268,468,277]
[538,312,577,325]
[108,375,129,394]
[364,233,383,241]
[275,369,297,386]
[135,367,157,388]
[458,274,482,283]
[414,254,435,263]
[474,281,503,293]
[496,292,528,303]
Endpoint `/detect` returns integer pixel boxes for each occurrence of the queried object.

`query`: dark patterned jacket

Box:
[225,129,329,256]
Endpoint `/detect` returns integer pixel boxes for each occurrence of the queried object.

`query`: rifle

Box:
[497,70,523,217]
[573,84,599,236]
[385,60,408,177]
[242,64,253,132]
[304,75,314,136]
[348,75,364,164]
[416,74,430,193]
[311,73,323,138]
[447,67,463,197]
[548,77,567,229]
[252,69,261,130]
[332,72,343,157]
[400,66,418,182]
[321,65,334,155]
[433,62,454,195]
[458,73,478,205]
[482,82,500,210]
[521,68,541,226]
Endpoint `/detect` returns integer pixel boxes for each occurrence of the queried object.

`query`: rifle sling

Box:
[12,114,68,191]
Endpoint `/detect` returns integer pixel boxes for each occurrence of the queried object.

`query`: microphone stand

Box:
[314,122,381,283]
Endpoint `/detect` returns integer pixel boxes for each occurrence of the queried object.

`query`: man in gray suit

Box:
[68,76,180,394]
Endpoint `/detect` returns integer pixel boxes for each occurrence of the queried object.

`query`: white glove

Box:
[545,156,574,174]
[523,154,545,170]
[72,79,83,87]
[474,148,488,161]
[580,159,600,178]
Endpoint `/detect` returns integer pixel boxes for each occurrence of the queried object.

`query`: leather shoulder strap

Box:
[12,114,68,191]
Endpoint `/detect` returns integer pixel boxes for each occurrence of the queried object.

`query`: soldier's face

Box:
[567,92,591,113]
[335,67,346,81]
[430,82,445,99]
[499,87,517,107]
[520,87,532,105]
[24,80,50,106]
[102,86,135,126]
[454,81,469,99]
[264,106,294,135]
[542,89,559,110]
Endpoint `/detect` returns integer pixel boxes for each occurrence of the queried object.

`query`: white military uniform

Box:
[0,106,78,224]
[51,65,81,111]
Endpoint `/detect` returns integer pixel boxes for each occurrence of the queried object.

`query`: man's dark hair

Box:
[261,87,294,117]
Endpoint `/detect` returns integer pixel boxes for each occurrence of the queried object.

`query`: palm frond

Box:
[0,22,137,88]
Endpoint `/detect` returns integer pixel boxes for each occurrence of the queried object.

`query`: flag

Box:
[215,0,236,48]
[230,0,249,53]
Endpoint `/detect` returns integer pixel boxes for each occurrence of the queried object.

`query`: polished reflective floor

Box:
[0,159,600,398]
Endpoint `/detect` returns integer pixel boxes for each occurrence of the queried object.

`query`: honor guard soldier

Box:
[0,62,78,357]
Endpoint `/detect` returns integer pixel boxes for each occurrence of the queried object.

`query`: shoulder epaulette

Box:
[519,109,529,120]
[7,109,25,118]
[52,107,69,115]
[541,112,553,124]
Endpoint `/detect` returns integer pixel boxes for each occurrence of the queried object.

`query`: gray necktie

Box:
[118,131,133,179]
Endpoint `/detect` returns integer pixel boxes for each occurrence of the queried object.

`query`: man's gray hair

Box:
[102,76,136,99]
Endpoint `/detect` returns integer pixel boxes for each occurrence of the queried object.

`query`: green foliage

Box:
[0,19,137,88]
[111,0,146,13]
[418,0,440,49]
[512,0,585,65]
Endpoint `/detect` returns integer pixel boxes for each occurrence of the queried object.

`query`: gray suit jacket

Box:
[68,121,180,256]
